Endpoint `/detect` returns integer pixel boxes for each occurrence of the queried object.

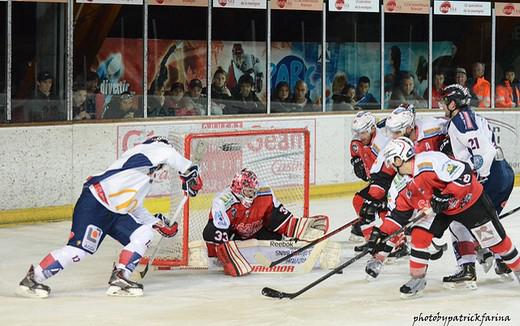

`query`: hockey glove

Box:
[430,190,453,214]
[359,196,386,223]
[351,156,368,181]
[153,213,178,238]
[367,228,390,255]
[179,164,203,197]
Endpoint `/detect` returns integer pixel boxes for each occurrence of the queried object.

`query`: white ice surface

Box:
[2,190,520,326]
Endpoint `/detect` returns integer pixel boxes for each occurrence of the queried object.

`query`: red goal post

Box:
[146,128,310,268]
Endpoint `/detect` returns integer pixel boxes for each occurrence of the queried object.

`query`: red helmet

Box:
[230,168,259,208]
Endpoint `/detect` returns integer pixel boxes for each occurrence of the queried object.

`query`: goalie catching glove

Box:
[179,164,203,197]
[152,213,178,238]
[284,215,330,241]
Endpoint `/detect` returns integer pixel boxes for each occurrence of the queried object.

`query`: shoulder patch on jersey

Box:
[422,127,442,138]
[352,142,360,155]
[417,162,434,173]
[213,210,228,229]
[452,110,478,133]
[217,191,237,209]
[472,155,484,170]
[257,186,272,196]
[442,161,462,176]
[372,144,381,155]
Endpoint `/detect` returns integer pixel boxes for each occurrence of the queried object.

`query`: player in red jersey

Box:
[202,168,328,276]
[367,138,520,298]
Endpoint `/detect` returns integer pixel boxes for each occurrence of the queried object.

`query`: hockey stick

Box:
[257,217,360,268]
[139,193,188,279]
[261,208,433,300]
[498,205,520,220]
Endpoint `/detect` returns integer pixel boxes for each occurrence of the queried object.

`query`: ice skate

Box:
[348,223,364,243]
[494,259,514,281]
[442,263,477,290]
[106,268,144,297]
[400,277,426,299]
[365,257,384,280]
[16,265,50,299]
[476,247,494,273]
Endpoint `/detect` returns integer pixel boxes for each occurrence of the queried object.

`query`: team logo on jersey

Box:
[460,193,472,209]
[230,208,237,219]
[443,162,460,176]
[213,211,228,229]
[472,155,484,170]
[471,221,502,248]
[352,143,359,154]
[82,225,103,253]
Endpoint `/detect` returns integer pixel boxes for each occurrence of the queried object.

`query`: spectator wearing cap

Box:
[103,91,141,119]
[470,62,491,108]
[163,82,192,116]
[455,67,479,107]
[25,71,65,122]
[228,74,264,114]
[183,79,207,115]
[355,76,379,109]
[495,66,520,108]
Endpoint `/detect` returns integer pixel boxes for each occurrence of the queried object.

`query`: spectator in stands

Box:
[356,76,378,109]
[210,67,232,115]
[164,82,194,116]
[85,71,104,119]
[389,72,426,108]
[25,71,65,122]
[331,84,356,111]
[471,62,491,108]
[495,66,520,109]
[291,80,315,112]
[72,82,90,120]
[455,67,480,107]
[271,81,292,113]
[423,71,445,108]
[228,74,264,114]
[103,91,140,119]
[184,79,207,115]
[147,84,166,117]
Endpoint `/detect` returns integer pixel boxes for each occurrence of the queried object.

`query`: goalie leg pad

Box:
[216,241,252,277]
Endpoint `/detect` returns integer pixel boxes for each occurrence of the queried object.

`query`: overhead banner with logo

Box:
[383,0,429,14]
[272,0,323,11]
[148,0,207,6]
[213,0,266,9]
[328,0,379,13]
[496,2,520,17]
[434,1,491,16]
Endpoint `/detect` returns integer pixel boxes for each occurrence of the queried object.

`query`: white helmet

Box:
[383,137,415,168]
[352,111,376,135]
[386,104,416,134]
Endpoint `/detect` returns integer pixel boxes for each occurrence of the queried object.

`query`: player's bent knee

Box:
[410,228,433,249]
[130,225,154,246]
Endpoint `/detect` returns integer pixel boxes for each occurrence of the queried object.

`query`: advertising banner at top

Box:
[328,0,379,13]
[434,1,491,16]
[383,0,429,15]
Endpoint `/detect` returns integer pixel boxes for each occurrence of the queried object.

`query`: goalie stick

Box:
[261,208,433,300]
[255,216,361,268]
[139,193,188,279]
[261,204,520,299]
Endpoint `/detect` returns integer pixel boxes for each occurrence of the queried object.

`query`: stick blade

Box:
[261,287,290,299]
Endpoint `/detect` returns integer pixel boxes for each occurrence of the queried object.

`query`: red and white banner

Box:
[148,0,207,6]
[328,0,379,13]
[13,0,67,3]
[495,3,520,17]
[272,0,323,11]
[76,0,142,4]
[383,0,429,14]
[212,0,266,9]
[434,1,491,16]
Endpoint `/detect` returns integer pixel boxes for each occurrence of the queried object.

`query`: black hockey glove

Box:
[179,165,203,197]
[367,228,390,255]
[351,156,368,181]
[359,196,386,223]
[439,137,453,157]
[430,190,453,214]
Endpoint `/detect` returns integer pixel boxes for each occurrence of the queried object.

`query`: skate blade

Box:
[365,273,378,282]
[442,280,477,290]
[480,259,494,274]
[400,290,423,299]
[347,234,365,243]
[496,273,514,282]
[15,285,49,299]
[106,286,143,297]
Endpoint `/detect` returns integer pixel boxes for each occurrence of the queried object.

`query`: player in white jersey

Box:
[439,84,515,287]
[16,136,203,298]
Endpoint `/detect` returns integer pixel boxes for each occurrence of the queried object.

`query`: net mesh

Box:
[149,128,310,267]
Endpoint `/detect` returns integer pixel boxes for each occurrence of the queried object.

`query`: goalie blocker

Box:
[202,168,329,276]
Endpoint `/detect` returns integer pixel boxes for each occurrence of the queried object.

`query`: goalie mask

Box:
[386,104,416,138]
[383,137,415,173]
[351,111,376,145]
[231,168,259,208]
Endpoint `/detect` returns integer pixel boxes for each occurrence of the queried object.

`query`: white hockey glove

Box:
[285,215,330,241]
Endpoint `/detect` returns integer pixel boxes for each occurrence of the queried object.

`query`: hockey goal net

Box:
[147,128,310,268]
